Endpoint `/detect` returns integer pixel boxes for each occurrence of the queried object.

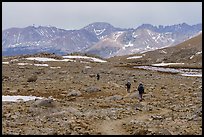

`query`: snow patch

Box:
[134,66,202,77]
[2,95,43,102]
[2,62,9,64]
[127,56,143,59]
[80,61,90,63]
[34,64,49,67]
[147,30,153,36]
[85,66,91,69]
[152,62,185,66]
[190,51,202,59]
[131,48,140,52]
[17,33,21,43]
[124,41,134,47]
[146,45,151,49]
[26,57,57,62]
[165,32,172,35]
[132,32,138,38]
[94,29,106,35]
[159,50,167,54]
[17,63,32,66]
[190,55,194,59]
[50,66,61,69]
[11,59,18,62]
[114,31,124,41]
[181,74,202,77]
[198,30,202,34]
[26,57,74,62]
[62,55,107,63]
[196,51,202,55]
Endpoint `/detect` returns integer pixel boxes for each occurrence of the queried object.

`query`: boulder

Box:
[27,75,37,82]
[85,86,101,93]
[34,99,55,107]
[67,90,82,97]
[89,74,96,78]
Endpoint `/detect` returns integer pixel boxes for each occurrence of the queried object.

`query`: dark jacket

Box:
[97,74,100,80]
[126,82,131,89]
[138,84,144,94]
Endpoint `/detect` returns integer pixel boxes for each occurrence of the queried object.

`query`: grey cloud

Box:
[2,2,202,31]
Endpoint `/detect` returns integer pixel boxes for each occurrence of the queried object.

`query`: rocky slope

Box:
[2,52,202,135]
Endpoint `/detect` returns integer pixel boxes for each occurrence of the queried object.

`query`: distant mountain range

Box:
[2,22,202,58]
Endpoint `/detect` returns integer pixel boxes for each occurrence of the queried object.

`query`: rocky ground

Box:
[2,54,202,135]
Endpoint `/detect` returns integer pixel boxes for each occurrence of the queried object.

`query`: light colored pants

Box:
[139,93,142,101]
[127,88,130,93]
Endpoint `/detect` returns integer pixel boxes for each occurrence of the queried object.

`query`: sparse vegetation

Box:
[2,52,202,135]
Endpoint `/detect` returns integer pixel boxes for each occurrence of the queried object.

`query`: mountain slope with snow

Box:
[111,33,202,68]
[2,22,202,58]
[85,24,201,58]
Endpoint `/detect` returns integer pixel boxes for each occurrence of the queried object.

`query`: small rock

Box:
[161,86,166,89]
[27,88,34,91]
[89,74,95,78]
[11,115,18,119]
[85,66,91,69]
[9,90,18,93]
[180,84,186,87]
[59,71,67,74]
[151,115,163,120]
[19,66,25,69]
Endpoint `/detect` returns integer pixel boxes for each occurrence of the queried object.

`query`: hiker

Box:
[125,81,131,93]
[97,73,100,80]
[138,82,144,101]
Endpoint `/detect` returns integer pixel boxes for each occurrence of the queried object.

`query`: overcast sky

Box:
[2,2,202,30]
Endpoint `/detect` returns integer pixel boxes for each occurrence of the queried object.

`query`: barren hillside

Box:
[2,52,202,135]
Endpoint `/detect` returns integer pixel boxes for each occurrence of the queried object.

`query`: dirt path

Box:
[96,118,128,135]
[95,102,171,135]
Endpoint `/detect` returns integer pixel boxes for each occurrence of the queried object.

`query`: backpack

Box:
[138,84,144,93]
[126,82,131,88]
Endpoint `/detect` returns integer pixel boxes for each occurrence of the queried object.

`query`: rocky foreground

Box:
[2,54,202,135]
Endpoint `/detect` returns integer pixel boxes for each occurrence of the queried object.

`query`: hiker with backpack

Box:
[138,82,144,101]
[97,73,100,81]
[125,81,131,93]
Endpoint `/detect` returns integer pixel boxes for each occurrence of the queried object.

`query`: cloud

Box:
[2,2,202,30]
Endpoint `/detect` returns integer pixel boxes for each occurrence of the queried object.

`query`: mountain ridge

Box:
[2,22,202,58]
